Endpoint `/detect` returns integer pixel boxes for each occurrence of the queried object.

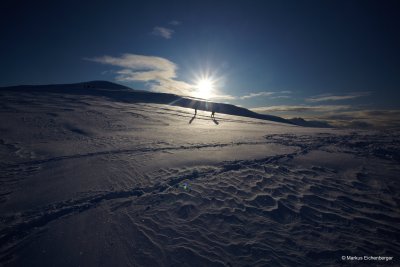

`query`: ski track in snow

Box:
[0,91,399,266]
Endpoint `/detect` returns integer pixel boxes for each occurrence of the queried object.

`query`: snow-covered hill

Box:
[0,82,399,266]
[1,81,313,126]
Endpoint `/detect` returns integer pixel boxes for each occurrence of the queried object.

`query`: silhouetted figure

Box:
[193,102,199,117]
[211,110,215,118]
[211,106,219,125]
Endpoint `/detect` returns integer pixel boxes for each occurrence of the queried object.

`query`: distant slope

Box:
[0,81,328,127]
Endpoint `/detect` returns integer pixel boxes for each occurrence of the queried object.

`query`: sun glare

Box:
[196,78,214,99]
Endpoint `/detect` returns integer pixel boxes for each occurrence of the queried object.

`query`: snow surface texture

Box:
[0,87,399,266]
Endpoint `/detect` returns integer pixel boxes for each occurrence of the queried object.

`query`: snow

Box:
[0,84,399,266]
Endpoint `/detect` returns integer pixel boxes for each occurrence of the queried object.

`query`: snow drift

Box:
[0,81,399,266]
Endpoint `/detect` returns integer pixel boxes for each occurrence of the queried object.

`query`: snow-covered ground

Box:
[1,89,399,266]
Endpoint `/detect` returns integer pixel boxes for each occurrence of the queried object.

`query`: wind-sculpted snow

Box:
[0,87,399,266]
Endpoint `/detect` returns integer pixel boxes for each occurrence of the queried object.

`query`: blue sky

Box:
[1,0,399,127]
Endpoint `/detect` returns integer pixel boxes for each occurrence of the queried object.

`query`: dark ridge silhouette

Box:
[288,118,332,128]
[0,81,329,127]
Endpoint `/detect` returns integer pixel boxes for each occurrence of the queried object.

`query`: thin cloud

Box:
[169,20,181,26]
[209,94,237,100]
[306,109,400,128]
[240,92,274,99]
[251,105,351,113]
[251,104,400,128]
[306,92,370,102]
[323,109,400,121]
[269,95,291,99]
[240,90,291,100]
[151,26,174,39]
[86,54,195,95]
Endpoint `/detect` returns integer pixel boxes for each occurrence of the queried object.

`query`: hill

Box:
[1,81,329,127]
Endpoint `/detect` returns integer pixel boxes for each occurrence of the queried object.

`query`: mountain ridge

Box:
[0,80,331,127]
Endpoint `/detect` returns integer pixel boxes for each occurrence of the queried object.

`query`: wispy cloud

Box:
[86,53,238,99]
[308,109,400,128]
[151,26,174,39]
[251,104,400,128]
[169,20,181,26]
[251,105,351,113]
[240,92,274,99]
[306,92,370,102]
[86,54,195,95]
[94,46,298,101]
[240,90,291,100]
[209,94,237,100]
[269,95,291,99]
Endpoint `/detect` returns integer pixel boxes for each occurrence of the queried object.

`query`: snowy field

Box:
[1,89,399,266]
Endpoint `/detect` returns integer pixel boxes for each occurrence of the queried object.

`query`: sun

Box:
[195,78,214,99]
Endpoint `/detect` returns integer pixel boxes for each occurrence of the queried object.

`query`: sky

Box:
[1,0,400,127]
